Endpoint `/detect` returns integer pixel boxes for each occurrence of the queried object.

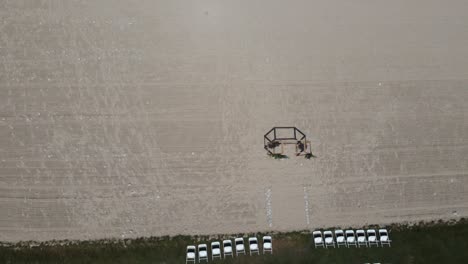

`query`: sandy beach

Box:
[1,0,468,242]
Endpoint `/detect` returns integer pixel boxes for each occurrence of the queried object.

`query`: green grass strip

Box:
[1,219,468,263]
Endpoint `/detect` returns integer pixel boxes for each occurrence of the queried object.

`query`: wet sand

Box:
[1,0,468,242]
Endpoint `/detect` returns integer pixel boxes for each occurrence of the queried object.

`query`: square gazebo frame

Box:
[264,127,308,156]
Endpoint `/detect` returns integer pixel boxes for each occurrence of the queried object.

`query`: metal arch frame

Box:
[264,127,307,155]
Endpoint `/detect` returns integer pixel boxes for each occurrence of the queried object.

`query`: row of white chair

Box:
[313,229,391,248]
[186,236,272,263]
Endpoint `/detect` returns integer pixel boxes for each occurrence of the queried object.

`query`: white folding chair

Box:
[198,244,208,262]
[211,241,221,260]
[313,231,324,248]
[379,229,391,247]
[324,231,335,248]
[345,230,357,247]
[335,230,346,248]
[367,229,379,247]
[223,240,233,258]
[186,245,196,264]
[248,237,259,255]
[356,229,367,247]
[235,237,246,256]
[263,236,273,254]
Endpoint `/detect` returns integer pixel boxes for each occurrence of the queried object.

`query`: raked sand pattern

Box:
[1,0,468,242]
